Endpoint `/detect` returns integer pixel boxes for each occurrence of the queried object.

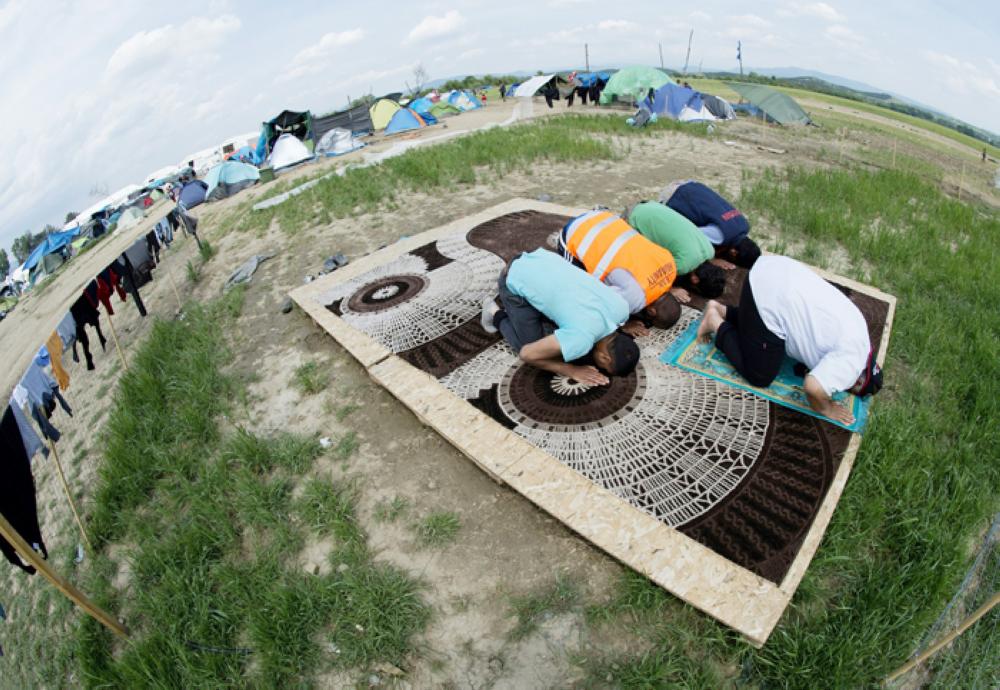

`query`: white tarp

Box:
[513,74,555,98]
[316,128,363,156]
[678,105,717,122]
[268,133,313,171]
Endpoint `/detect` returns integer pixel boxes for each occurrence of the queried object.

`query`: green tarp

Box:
[600,66,675,105]
[727,82,811,125]
[429,102,462,118]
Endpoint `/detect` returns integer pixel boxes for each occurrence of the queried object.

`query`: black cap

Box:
[608,333,640,376]
[857,351,883,397]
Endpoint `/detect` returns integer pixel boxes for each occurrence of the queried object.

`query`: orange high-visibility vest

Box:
[564,210,676,305]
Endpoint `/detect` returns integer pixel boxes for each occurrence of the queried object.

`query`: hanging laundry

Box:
[70,294,107,370]
[115,254,147,317]
[83,278,115,316]
[98,265,126,303]
[16,362,72,442]
[45,332,70,391]
[146,230,161,264]
[56,313,77,363]
[8,400,47,461]
[124,239,155,288]
[0,406,49,575]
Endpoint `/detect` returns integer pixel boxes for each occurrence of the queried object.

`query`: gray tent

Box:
[315,103,373,138]
[702,94,736,120]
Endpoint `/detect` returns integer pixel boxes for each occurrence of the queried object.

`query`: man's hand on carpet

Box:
[670,287,691,303]
[565,364,609,386]
[622,320,650,337]
[710,258,737,270]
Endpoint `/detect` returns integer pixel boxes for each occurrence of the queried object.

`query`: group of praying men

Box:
[482,181,883,426]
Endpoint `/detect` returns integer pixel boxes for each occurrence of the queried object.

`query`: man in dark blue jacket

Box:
[660,180,761,268]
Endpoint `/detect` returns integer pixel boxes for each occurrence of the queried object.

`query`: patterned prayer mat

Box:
[291,200,896,645]
[661,321,872,433]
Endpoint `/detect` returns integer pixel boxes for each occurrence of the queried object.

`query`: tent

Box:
[179,179,208,208]
[268,133,313,170]
[575,71,614,87]
[384,108,428,135]
[408,97,435,116]
[727,83,811,125]
[19,227,81,274]
[643,83,703,119]
[429,102,461,118]
[226,145,260,164]
[204,161,260,201]
[677,105,716,122]
[117,206,145,230]
[254,110,314,162]
[600,66,674,105]
[369,98,402,130]
[446,90,482,111]
[314,103,373,139]
[702,94,736,120]
[316,128,365,157]
[512,74,555,98]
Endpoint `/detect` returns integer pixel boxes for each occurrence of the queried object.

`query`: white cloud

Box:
[688,11,712,22]
[281,28,366,81]
[106,14,241,77]
[729,14,770,28]
[825,24,863,48]
[458,47,485,60]
[779,2,846,22]
[925,51,1000,99]
[341,63,415,89]
[406,10,464,44]
[0,0,26,32]
[597,19,642,32]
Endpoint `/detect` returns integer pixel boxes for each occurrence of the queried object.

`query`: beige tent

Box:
[369,98,402,131]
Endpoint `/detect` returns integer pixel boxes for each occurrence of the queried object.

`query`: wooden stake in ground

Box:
[884,591,1000,685]
[105,312,129,372]
[0,514,127,638]
[47,439,93,552]
[892,139,897,169]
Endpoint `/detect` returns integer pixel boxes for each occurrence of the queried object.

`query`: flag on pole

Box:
[737,41,742,61]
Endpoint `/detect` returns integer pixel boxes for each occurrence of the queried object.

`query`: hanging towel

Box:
[46,332,70,391]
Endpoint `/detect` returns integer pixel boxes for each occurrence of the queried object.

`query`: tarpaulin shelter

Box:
[384,108,429,135]
[702,94,736,120]
[575,71,613,87]
[226,145,260,164]
[369,98,402,130]
[314,103,373,139]
[642,83,703,119]
[600,66,674,104]
[19,228,81,274]
[408,97,435,116]
[204,161,260,201]
[727,82,811,125]
[268,133,314,170]
[179,180,208,208]
[254,110,314,162]
[512,74,556,98]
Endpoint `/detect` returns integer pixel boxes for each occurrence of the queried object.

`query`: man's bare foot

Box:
[697,310,722,343]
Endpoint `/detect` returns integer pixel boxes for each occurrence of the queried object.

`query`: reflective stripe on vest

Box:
[565,210,676,305]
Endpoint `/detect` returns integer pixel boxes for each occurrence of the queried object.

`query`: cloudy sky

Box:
[2,0,998,254]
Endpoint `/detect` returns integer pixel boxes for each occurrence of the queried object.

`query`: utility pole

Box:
[658,43,664,70]
[683,30,693,74]
[584,43,590,72]
[737,41,744,76]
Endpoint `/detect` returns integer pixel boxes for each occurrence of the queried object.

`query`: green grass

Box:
[185,259,200,283]
[47,292,431,689]
[335,403,359,421]
[374,496,410,523]
[596,166,1000,688]
[412,511,461,548]
[292,360,328,394]
[334,431,359,460]
[233,115,709,236]
[508,573,581,640]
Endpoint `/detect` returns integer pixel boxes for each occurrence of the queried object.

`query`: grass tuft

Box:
[413,511,461,548]
[292,361,327,395]
[508,573,581,640]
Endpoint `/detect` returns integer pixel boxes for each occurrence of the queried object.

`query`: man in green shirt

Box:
[627,201,728,298]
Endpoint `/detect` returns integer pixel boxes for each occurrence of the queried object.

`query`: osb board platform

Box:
[290,199,897,646]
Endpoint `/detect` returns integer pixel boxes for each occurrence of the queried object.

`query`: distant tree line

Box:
[706,71,1000,148]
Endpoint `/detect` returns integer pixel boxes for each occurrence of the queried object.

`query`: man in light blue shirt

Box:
[481,249,639,385]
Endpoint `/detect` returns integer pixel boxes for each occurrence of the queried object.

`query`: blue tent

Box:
[205,161,260,201]
[179,179,208,208]
[643,83,703,119]
[575,71,613,87]
[409,97,434,115]
[229,145,260,165]
[447,90,481,111]
[21,228,81,272]
[385,108,428,135]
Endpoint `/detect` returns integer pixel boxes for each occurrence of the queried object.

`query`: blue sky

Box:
[1,0,998,254]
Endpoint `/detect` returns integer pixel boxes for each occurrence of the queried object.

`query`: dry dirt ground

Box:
[3,98,995,688]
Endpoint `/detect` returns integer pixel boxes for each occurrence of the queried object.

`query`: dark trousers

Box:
[715,279,785,387]
[495,268,555,353]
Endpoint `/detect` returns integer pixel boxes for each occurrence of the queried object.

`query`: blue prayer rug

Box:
[660,319,871,433]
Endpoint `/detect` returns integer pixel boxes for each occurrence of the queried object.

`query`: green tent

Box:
[429,102,462,118]
[599,66,675,105]
[727,82,811,125]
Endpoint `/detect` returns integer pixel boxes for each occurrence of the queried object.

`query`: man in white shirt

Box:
[696,256,883,425]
